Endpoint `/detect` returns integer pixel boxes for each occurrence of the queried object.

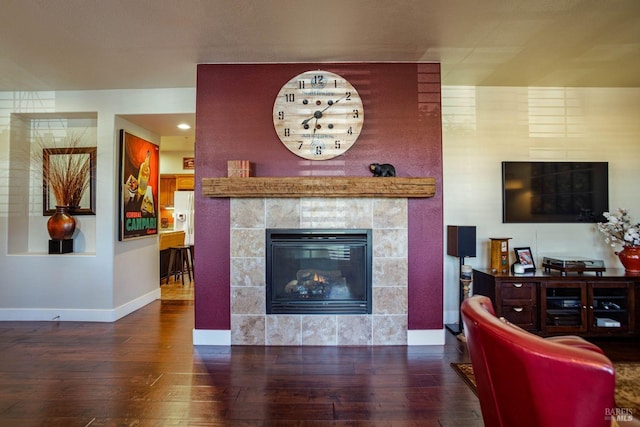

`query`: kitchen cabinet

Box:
[160,177,176,207]
[160,174,193,207]
[175,175,195,190]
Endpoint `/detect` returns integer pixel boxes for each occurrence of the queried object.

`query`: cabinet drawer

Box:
[501,282,537,300]
[501,301,537,329]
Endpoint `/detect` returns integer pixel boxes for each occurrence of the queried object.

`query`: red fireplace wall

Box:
[194,63,443,331]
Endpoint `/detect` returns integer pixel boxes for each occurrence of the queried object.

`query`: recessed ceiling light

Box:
[177,123,191,130]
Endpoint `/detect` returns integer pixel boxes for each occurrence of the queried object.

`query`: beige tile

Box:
[228,196,412,346]
[373,287,408,315]
[266,198,301,228]
[373,229,408,258]
[337,315,372,345]
[302,316,338,345]
[300,198,350,228]
[231,315,265,345]
[231,287,265,314]
[373,257,408,287]
[372,198,407,229]
[342,198,373,228]
[231,229,264,257]
[231,199,265,228]
[266,315,301,345]
[372,315,407,345]
[231,257,265,287]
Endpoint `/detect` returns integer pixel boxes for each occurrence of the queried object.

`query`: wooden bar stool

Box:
[167,245,193,285]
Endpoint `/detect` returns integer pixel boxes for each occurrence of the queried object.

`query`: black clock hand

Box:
[321,94,348,112]
[302,110,324,127]
[301,94,349,126]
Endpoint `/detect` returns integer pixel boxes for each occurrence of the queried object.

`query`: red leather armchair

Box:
[461,295,616,427]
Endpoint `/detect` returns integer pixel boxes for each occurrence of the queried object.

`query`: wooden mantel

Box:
[201,177,436,198]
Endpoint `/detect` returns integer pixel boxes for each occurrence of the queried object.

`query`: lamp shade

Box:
[447,225,476,258]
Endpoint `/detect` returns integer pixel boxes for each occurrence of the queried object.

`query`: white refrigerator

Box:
[173,191,194,245]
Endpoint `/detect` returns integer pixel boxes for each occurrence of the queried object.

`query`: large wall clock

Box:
[273,70,364,160]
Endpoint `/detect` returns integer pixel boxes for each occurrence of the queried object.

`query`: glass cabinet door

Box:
[589,282,632,332]
[541,282,587,333]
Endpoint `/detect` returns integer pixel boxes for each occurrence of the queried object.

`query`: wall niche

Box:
[8,112,98,255]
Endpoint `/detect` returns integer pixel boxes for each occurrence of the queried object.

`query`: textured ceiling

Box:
[2,0,639,92]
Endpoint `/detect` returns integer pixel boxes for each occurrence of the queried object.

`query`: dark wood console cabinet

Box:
[473,269,638,336]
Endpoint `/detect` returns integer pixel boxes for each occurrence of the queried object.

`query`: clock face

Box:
[273,70,364,160]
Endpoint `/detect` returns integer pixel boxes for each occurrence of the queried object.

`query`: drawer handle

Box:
[512,283,523,288]
[512,307,524,313]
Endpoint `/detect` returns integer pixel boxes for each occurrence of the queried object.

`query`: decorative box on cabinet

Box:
[473,269,637,337]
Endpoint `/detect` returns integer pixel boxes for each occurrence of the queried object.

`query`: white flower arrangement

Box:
[597,208,640,248]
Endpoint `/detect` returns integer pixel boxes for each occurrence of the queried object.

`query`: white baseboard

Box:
[193,329,231,346]
[407,329,445,345]
[0,288,160,322]
[192,329,445,346]
[112,288,161,321]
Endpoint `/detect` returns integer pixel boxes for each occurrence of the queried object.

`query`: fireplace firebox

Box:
[266,229,372,314]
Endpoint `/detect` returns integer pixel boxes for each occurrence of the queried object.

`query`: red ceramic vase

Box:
[47,206,76,240]
[616,245,640,273]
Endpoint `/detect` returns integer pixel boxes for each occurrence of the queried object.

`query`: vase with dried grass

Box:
[39,132,93,252]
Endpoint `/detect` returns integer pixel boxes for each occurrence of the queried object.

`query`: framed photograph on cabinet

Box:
[118,130,160,241]
[514,247,536,272]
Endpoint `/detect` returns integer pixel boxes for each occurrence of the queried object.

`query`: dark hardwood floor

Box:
[0,300,483,426]
[0,299,637,426]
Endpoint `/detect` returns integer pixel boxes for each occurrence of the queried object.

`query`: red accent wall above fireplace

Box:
[194,63,443,332]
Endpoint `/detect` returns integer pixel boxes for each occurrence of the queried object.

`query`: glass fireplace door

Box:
[266,229,372,314]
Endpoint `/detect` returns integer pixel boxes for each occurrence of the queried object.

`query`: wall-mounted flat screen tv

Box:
[502,161,609,223]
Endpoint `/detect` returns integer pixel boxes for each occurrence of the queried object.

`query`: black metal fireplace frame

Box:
[266,229,372,315]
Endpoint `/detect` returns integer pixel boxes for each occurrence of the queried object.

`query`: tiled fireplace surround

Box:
[230,197,408,345]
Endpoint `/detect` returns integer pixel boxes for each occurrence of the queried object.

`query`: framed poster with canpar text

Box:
[118,130,160,240]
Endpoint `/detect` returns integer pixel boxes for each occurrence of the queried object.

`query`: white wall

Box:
[441,86,640,324]
[159,150,195,174]
[0,88,195,321]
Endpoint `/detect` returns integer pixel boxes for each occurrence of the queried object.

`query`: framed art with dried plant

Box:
[42,147,97,215]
